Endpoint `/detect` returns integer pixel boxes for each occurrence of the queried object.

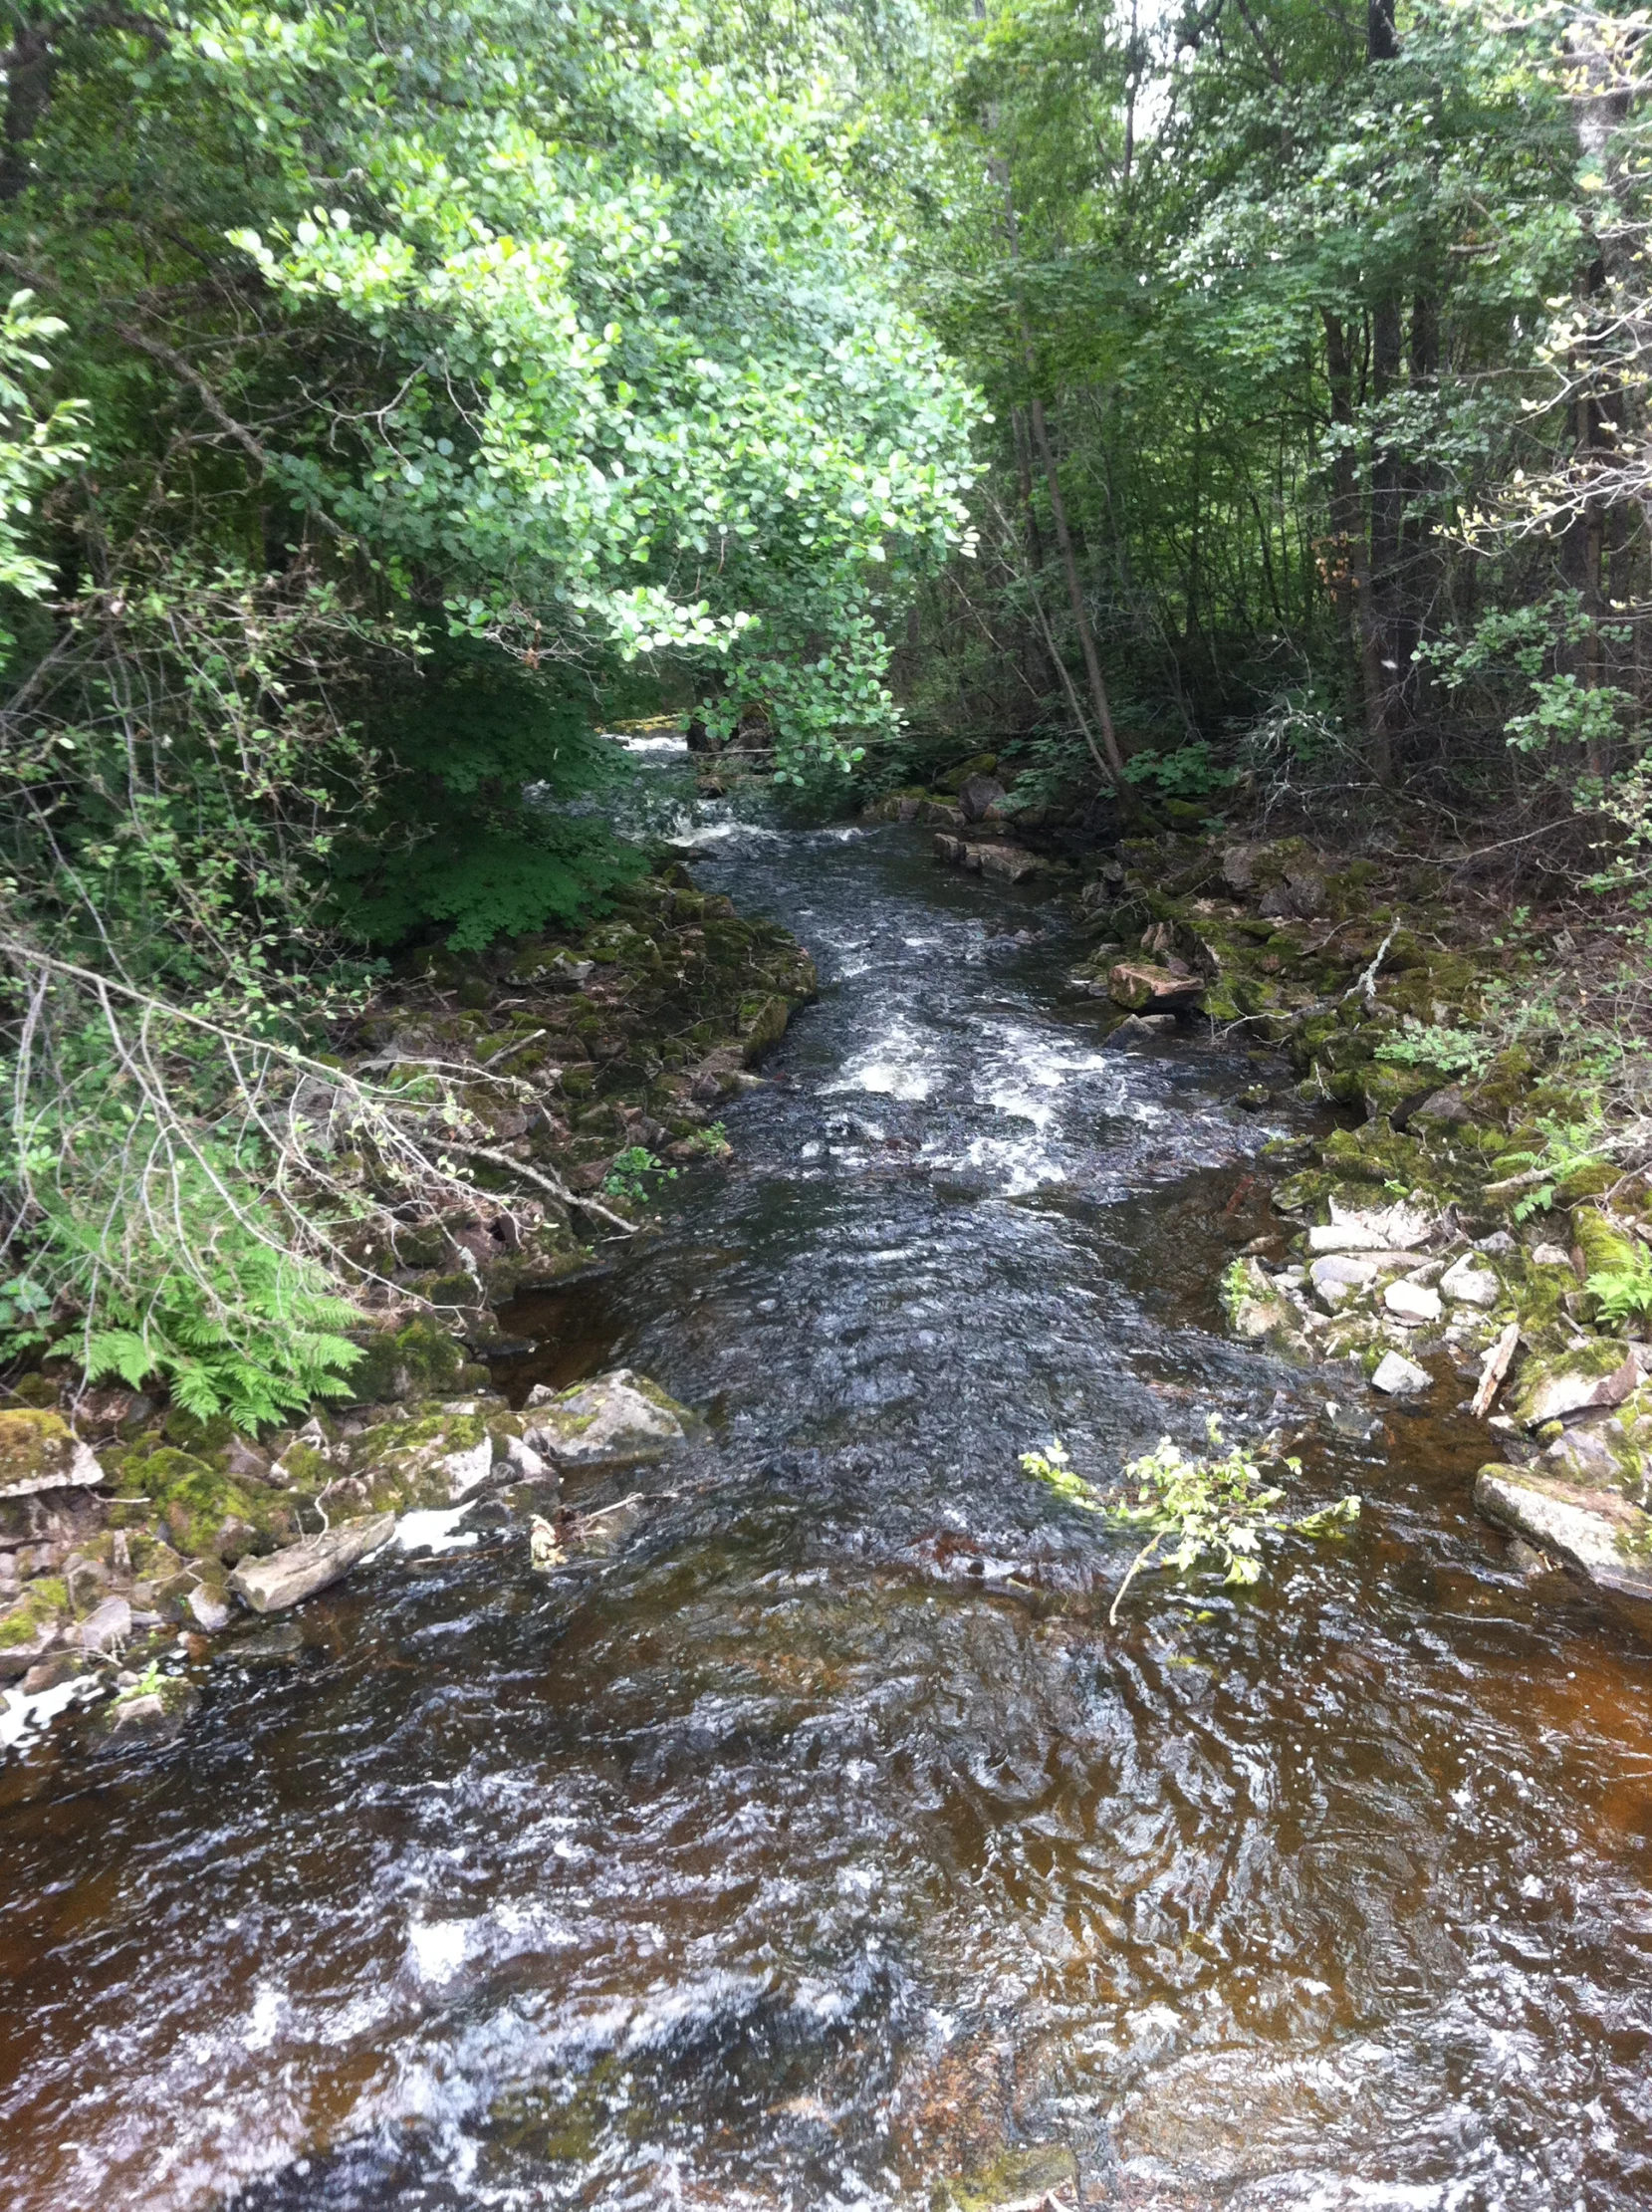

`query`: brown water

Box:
[3,816,1652,2211]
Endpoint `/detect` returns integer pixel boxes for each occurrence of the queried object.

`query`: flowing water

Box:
[4,801,1652,2211]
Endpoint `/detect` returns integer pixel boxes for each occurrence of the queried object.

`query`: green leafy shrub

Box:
[329,637,645,952]
[1022,1417,1359,1626]
[602,1147,679,1203]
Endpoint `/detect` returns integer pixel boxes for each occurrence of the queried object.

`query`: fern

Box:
[1586,1243,1652,1330]
[74,1245,361,1429]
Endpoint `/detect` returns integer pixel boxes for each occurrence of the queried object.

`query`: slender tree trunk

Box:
[975,64,1130,795]
[1025,389,1131,788]
[1361,0,1403,785]
[1323,310,1390,782]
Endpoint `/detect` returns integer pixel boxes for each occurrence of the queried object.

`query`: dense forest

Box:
[1,0,1647,1411]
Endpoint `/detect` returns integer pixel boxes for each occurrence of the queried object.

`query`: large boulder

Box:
[975,842,1040,883]
[227,1512,395,1614]
[524,1368,690,1467]
[1512,1344,1644,1428]
[1475,1465,1652,1603]
[0,1410,103,1500]
[956,773,1007,823]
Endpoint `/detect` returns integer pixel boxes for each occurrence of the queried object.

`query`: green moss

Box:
[1469,1047,1537,1123]
[1555,1160,1617,1204]
[115,1444,286,1561]
[345,1318,466,1405]
[0,1407,75,1488]
[0,1576,68,1646]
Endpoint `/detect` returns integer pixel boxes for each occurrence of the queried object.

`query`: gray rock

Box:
[74,1596,131,1654]
[222,1621,306,1665]
[442,1437,495,1500]
[522,1368,689,1466]
[1476,1230,1519,1257]
[98,1678,199,1747]
[502,1432,550,1480]
[1440,1254,1500,1309]
[0,1409,104,1501]
[1285,867,1325,916]
[1475,1465,1652,1603]
[1530,1242,1573,1270]
[1220,845,1256,892]
[1371,1351,1431,1396]
[187,1585,232,1633]
[956,773,1006,823]
[227,1513,395,1614]
[1309,1222,1390,1255]
[1384,1280,1443,1326]
[975,842,1040,884]
[1413,1084,1472,1125]
[1309,1255,1377,1313]
[1516,1348,1643,1427]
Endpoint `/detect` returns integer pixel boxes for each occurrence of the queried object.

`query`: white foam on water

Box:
[0,1673,87,1753]
[603,731,688,754]
[244,1983,288,2051]
[825,1017,937,1102]
[395,1507,479,1556]
[408,1917,474,1985]
[666,815,785,850]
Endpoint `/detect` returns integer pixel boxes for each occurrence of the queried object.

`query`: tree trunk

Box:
[1323,310,1390,783]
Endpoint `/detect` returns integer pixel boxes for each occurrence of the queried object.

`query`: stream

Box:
[3,803,1652,2210]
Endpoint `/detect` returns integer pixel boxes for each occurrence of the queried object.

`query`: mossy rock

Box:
[738,993,793,1062]
[934,751,998,793]
[344,1318,466,1406]
[932,2144,1076,2211]
[1468,1047,1538,1123]
[0,1576,68,1650]
[1511,1336,1640,1426]
[1358,1060,1445,1124]
[1271,1168,1335,1214]
[1319,1123,1427,1188]
[0,1408,98,1498]
[114,1444,292,1562]
[1555,1160,1617,1205]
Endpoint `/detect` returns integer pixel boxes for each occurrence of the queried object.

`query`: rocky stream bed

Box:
[3,766,1652,2209]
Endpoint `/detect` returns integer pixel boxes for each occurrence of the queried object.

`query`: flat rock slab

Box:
[1109,961,1202,1013]
[0,1410,103,1500]
[1371,1351,1431,1396]
[73,1596,132,1654]
[524,1368,689,1466]
[227,1513,395,1614]
[1515,1347,1644,1427]
[1385,1279,1443,1326]
[1475,1465,1652,1603]
[1441,1254,1500,1309]
[1309,1255,1378,1312]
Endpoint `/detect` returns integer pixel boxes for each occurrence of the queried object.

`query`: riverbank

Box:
[0,857,817,1724]
[1059,817,1652,1616]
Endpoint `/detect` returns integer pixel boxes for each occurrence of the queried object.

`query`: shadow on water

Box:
[4,816,1652,2210]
